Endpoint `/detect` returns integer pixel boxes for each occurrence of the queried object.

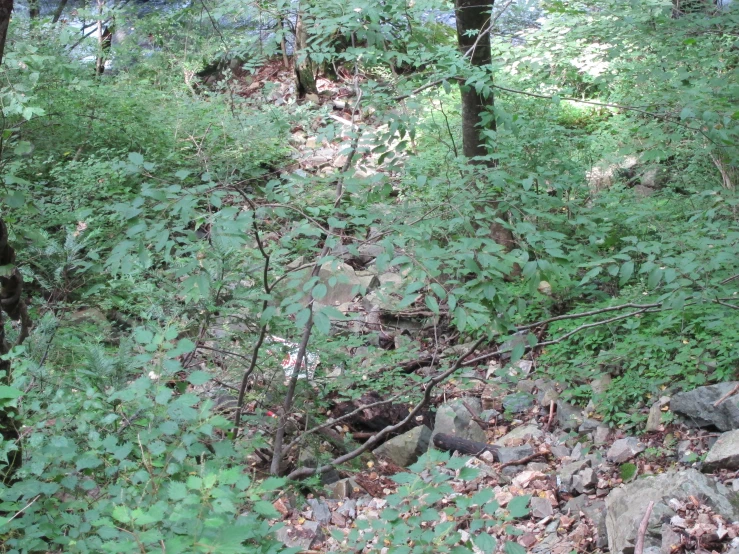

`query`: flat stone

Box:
[530,497,554,519]
[502,392,535,413]
[494,423,543,446]
[306,499,331,525]
[607,437,646,463]
[594,426,611,445]
[496,445,534,465]
[374,425,432,467]
[579,418,601,432]
[605,469,739,554]
[557,400,583,431]
[671,382,739,431]
[431,398,487,444]
[275,520,323,549]
[646,397,670,432]
[551,444,571,459]
[661,523,682,554]
[558,459,591,493]
[325,478,364,500]
[703,429,739,471]
[573,467,597,494]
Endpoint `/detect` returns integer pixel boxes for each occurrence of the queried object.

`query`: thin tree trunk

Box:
[29,0,38,18]
[455,0,494,160]
[280,16,289,69]
[0,0,13,66]
[96,0,104,75]
[52,0,69,23]
[0,219,31,485]
[454,0,517,253]
[294,12,317,97]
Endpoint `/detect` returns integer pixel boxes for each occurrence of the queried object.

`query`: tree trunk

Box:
[294,12,317,97]
[454,0,517,254]
[433,433,500,458]
[0,0,12,66]
[0,219,31,485]
[455,0,495,160]
[29,0,38,18]
[52,0,69,23]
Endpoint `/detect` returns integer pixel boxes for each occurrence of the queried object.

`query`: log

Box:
[433,433,499,459]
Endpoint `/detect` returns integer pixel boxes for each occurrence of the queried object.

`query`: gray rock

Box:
[307,499,331,525]
[275,520,324,549]
[646,397,671,433]
[493,423,543,446]
[605,469,739,554]
[551,444,571,459]
[573,467,597,494]
[606,437,646,463]
[676,440,697,464]
[671,382,739,431]
[570,442,584,461]
[590,374,613,397]
[502,392,535,414]
[325,478,364,500]
[496,445,534,465]
[530,497,554,519]
[431,398,487,444]
[565,496,608,548]
[661,523,681,554]
[557,400,583,431]
[579,418,601,432]
[317,262,363,306]
[374,425,432,467]
[594,425,611,445]
[498,332,529,362]
[558,459,591,493]
[703,429,739,471]
[336,499,356,519]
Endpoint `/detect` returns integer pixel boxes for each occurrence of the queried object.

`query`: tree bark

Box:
[455,0,495,160]
[0,219,31,485]
[454,0,517,254]
[433,433,500,458]
[294,12,317,97]
[52,0,69,23]
[0,0,13,66]
[29,0,38,19]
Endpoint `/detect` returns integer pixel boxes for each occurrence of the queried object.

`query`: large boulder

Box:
[431,398,487,445]
[605,469,739,554]
[671,382,739,431]
[373,425,432,467]
[703,429,739,472]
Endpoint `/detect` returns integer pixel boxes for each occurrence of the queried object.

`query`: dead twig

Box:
[634,501,655,554]
[499,452,547,469]
[714,383,739,407]
[544,400,555,431]
[463,400,491,430]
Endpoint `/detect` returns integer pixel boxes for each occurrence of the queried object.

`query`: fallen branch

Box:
[433,433,499,457]
[499,451,547,469]
[634,500,655,554]
[714,383,739,407]
[463,400,490,430]
[286,336,486,480]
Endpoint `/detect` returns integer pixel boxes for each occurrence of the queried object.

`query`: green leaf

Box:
[507,495,530,518]
[504,541,527,554]
[253,500,279,518]
[619,261,634,285]
[0,386,22,400]
[187,370,211,385]
[128,152,144,166]
[313,310,331,335]
[312,283,328,300]
[475,533,497,554]
[510,342,525,365]
[425,295,440,314]
[167,481,189,500]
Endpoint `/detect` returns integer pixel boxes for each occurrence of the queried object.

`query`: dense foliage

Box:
[0,0,737,551]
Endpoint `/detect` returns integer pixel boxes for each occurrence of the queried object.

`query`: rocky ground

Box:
[194,66,739,554]
[269,380,739,554]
